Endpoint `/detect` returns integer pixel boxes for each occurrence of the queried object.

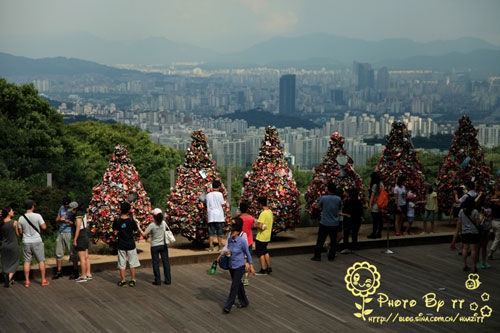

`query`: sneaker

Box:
[476,263,483,269]
[375,234,382,238]
[86,275,93,280]
[75,276,87,283]
[236,303,248,308]
[164,280,171,285]
[117,280,128,287]
[420,232,426,235]
[242,279,249,286]
[152,281,161,286]
[41,280,50,286]
[207,247,214,253]
[340,249,351,254]
[483,262,491,268]
[266,267,272,274]
[69,271,79,280]
[223,307,231,314]
[53,271,63,280]
[395,232,402,236]
[408,232,414,235]
[310,257,321,262]
[128,279,136,287]
[256,269,268,275]
[9,279,14,286]
[366,234,377,239]
[24,281,30,288]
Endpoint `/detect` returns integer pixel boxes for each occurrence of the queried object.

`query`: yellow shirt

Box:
[256,209,273,242]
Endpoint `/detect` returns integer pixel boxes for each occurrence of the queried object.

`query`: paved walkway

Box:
[0,244,498,332]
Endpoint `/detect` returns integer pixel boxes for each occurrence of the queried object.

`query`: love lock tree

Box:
[375,121,426,203]
[436,116,492,213]
[305,132,364,218]
[87,144,153,245]
[165,130,230,242]
[240,126,301,234]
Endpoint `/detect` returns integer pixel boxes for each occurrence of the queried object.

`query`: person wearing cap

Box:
[221,218,255,314]
[54,198,78,280]
[17,200,49,287]
[137,208,171,286]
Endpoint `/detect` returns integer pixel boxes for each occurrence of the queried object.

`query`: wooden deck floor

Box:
[0,244,498,332]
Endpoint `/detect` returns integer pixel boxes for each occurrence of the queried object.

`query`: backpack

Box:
[376,185,389,211]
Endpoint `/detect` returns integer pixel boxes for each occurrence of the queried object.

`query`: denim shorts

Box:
[208,222,225,237]
[424,210,435,222]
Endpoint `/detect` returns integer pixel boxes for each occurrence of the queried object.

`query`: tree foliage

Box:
[0,79,183,234]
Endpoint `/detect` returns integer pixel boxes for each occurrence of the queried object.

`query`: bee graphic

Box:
[465,273,481,290]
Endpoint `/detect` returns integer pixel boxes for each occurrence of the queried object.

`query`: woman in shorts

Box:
[458,196,480,272]
[73,214,91,282]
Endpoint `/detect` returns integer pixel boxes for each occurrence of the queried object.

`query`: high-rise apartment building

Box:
[376,67,390,92]
[279,74,296,115]
[353,62,374,90]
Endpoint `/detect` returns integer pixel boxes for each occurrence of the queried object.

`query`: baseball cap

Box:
[69,201,79,209]
[152,208,163,215]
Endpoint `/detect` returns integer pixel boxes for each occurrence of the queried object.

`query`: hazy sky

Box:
[1,0,499,52]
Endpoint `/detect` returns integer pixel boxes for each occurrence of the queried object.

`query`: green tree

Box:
[63,121,184,207]
[0,79,65,184]
[418,150,445,185]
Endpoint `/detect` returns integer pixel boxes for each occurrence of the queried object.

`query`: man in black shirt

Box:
[113,202,140,287]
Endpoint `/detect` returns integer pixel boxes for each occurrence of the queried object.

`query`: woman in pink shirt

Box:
[238,202,255,286]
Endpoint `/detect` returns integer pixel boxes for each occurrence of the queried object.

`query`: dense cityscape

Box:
[30,62,499,168]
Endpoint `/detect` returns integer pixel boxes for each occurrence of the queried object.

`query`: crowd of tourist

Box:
[1,176,500,315]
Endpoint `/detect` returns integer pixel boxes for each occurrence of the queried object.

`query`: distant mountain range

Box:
[379,49,500,77]
[215,34,500,65]
[2,48,500,80]
[0,32,217,65]
[1,32,499,66]
[0,52,137,77]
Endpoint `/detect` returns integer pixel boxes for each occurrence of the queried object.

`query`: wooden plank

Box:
[0,244,498,332]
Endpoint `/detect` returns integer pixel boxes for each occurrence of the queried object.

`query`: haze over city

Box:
[1,0,500,170]
[1,0,500,57]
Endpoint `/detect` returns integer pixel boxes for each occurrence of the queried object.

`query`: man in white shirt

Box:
[206,180,226,252]
[17,200,49,287]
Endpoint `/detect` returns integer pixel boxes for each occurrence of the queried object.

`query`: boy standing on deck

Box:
[255,197,273,275]
[113,202,141,287]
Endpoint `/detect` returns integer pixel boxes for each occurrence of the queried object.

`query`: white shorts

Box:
[117,249,140,270]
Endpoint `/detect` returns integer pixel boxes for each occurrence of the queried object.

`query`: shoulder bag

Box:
[164,222,176,245]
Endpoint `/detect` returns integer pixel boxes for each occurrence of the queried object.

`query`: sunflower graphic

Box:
[345,261,381,320]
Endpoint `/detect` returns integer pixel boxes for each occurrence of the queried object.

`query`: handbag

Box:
[219,255,230,270]
[164,222,176,245]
